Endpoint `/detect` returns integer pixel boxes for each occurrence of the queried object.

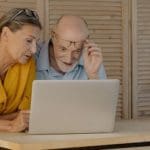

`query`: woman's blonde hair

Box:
[0,8,42,33]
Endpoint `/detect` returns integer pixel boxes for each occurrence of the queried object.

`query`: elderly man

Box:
[36,15,106,80]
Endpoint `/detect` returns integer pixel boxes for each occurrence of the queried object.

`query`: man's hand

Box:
[9,110,30,132]
[83,40,103,79]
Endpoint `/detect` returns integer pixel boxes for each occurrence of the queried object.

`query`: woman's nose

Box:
[30,42,37,54]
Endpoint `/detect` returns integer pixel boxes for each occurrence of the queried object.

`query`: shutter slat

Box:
[133,0,150,118]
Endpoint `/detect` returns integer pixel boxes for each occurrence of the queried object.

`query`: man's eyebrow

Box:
[59,45,67,49]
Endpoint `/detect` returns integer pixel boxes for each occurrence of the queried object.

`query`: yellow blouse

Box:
[0,58,35,114]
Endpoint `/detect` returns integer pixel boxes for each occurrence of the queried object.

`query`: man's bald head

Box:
[53,15,89,42]
[56,15,88,27]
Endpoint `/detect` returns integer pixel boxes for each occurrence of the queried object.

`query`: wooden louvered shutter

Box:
[38,0,131,119]
[0,0,36,18]
[132,0,150,118]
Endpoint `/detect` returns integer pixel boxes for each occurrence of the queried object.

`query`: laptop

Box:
[29,79,119,134]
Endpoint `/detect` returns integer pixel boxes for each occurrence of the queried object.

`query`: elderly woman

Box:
[0,8,42,132]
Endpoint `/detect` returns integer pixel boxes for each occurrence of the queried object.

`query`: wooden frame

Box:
[36,0,132,119]
[36,0,49,40]
[122,0,132,119]
[132,0,138,118]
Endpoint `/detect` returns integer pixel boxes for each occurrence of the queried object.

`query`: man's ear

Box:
[51,25,57,37]
[51,30,55,38]
[51,27,57,44]
[1,27,11,41]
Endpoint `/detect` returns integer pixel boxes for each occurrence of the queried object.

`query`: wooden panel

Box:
[43,0,131,119]
[132,0,150,118]
[0,0,36,18]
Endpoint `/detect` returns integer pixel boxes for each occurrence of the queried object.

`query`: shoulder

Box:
[35,41,46,58]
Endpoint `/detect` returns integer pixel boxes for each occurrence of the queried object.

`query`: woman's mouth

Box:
[25,54,31,59]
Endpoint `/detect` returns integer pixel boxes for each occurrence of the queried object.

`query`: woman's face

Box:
[6,24,40,64]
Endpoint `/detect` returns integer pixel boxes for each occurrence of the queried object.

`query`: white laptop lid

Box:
[29,79,119,134]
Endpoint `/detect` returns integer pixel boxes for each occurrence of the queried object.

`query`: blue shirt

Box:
[36,40,107,80]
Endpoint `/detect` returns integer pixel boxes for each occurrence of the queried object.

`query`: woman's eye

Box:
[26,39,33,43]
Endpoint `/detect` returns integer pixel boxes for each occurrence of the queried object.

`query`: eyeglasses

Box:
[52,31,89,49]
[10,8,39,21]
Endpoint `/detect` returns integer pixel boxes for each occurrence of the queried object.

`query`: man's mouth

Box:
[63,62,73,66]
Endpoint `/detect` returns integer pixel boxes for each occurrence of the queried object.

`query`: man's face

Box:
[52,31,88,73]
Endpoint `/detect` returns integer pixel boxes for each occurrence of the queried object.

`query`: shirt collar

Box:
[78,55,84,66]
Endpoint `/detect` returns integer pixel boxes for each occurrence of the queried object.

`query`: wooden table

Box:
[1,119,150,150]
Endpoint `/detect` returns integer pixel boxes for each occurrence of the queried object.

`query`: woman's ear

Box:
[1,27,11,41]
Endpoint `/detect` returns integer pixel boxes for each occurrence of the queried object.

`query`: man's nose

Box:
[65,53,73,63]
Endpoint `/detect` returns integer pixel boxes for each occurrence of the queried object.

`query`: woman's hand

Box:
[0,112,18,120]
[9,110,30,132]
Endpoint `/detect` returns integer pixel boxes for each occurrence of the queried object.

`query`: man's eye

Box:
[75,49,81,53]
[61,47,67,51]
